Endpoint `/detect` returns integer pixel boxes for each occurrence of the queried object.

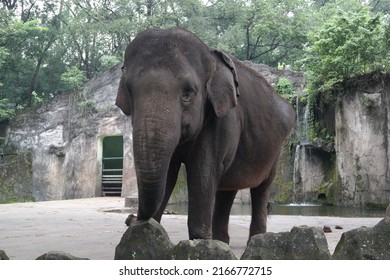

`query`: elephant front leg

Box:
[212,190,238,244]
[186,171,217,240]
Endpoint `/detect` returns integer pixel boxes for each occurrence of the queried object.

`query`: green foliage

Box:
[1,0,389,123]
[0,153,33,204]
[0,98,15,123]
[274,77,295,100]
[273,179,293,204]
[304,8,390,95]
[0,0,316,116]
[171,165,187,200]
[78,98,97,118]
[100,55,121,71]
[274,77,299,109]
[31,91,43,107]
[207,0,314,65]
[60,66,87,92]
[300,5,390,142]
[0,46,8,70]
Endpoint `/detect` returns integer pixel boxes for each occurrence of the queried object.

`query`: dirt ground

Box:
[0,197,383,260]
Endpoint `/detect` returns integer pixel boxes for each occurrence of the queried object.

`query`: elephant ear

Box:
[116,68,133,116]
[207,50,240,117]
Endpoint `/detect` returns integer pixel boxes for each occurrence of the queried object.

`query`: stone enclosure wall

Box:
[335,77,390,206]
[1,65,137,202]
[1,62,389,206]
[1,62,304,203]
[275,75,390,207]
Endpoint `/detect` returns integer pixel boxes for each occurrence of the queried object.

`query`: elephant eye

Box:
[181,89,195,103]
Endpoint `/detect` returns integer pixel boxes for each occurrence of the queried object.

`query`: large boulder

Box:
[241,232,290,260]
[333,218,390,260]
[171,240,237,260]
[0,250,9,260]
[36,251,88,260]
[115,218,174,260]
[287,226,330,260]
[241,226,330,260]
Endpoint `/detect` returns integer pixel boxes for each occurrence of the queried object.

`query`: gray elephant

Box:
[116,28,295,244]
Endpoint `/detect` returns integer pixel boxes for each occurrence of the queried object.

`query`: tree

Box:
[0,8,49,107]
[304,7,390,95]
[0,98,14,123]
[60,66,86,92]
[370,0,390,14]
[2,0,387,116]
[301,5,390,142]
[199,0,315,66]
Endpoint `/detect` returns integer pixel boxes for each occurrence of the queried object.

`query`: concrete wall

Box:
[335,77,390,206]
[2,65,137,201]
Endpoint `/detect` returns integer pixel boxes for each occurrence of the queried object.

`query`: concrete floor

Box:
[0,197,383,260]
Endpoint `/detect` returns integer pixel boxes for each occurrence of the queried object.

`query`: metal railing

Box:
[102,157,123,196]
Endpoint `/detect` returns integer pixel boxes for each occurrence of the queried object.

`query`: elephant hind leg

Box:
[212,190,238,244]
[249,163,277,240]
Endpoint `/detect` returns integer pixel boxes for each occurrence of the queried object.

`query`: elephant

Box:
[116,28,295,244]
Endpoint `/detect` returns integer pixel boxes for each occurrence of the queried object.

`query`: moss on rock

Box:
[0,153,33,203]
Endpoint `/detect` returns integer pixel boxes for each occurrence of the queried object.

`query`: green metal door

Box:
[102,136,123,196]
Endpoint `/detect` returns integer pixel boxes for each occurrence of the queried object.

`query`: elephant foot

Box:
[125,214,137,226]
[212,232,230,245]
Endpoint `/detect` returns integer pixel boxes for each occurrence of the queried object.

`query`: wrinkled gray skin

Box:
[116,28,295,244]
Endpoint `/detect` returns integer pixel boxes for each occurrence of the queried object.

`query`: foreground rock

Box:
[386,204,390,217]
[333,218,390,260]
[36,251,88,260]
[241,232,290,260]
[0,250,9,260]
[241,226,330,260]
[288,226,330,260]
[172,240,237,260]
[115,218,174,260]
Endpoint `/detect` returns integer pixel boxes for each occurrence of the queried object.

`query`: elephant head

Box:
[116,28,239,221]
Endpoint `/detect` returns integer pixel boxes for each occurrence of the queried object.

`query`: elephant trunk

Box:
[132,113,180,221]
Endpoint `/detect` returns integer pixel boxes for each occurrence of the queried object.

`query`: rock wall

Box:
[276,73,390,207]
[1,62,305,204]
[335,77,390,206]
[0,153,33,203]
[292,145,329,203]
[2,65,137,201]
[2,61,389,207]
